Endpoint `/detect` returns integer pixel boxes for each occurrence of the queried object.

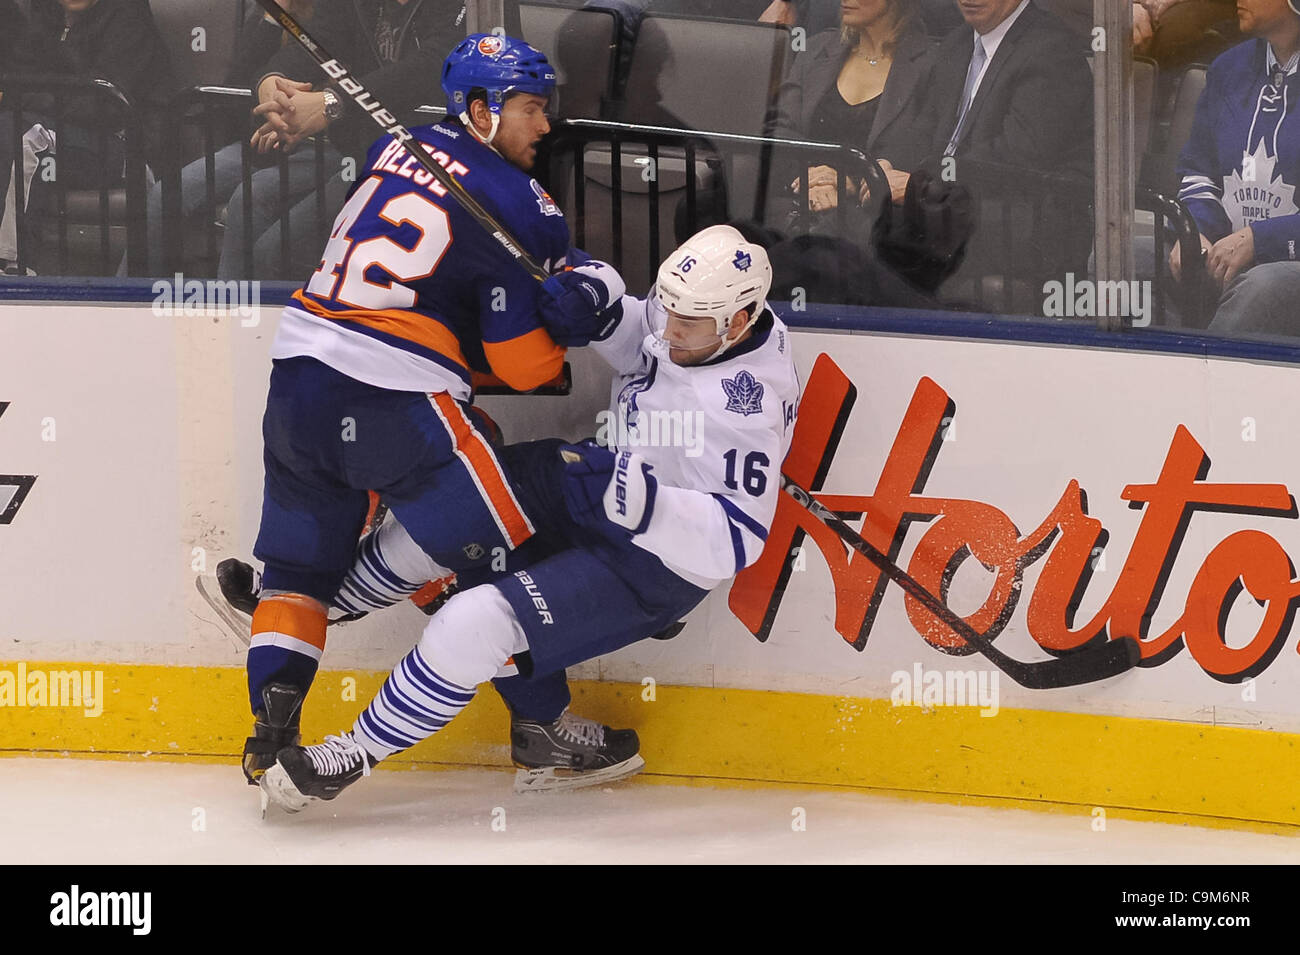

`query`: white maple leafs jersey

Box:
[591,292,801,589]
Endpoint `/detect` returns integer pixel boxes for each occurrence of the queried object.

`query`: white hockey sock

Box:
[334,515,452,615]
[352,586,528,761]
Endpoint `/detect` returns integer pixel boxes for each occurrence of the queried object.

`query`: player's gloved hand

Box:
[559,441,657,536]
[540,254,626,347]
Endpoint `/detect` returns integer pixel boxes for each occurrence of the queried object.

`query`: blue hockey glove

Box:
[540,256,626,347]
[559,442,657,535]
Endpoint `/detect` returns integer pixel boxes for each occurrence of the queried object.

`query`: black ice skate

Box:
[260,732,375,813]
[243,682,304,788]
[510,709,644,793]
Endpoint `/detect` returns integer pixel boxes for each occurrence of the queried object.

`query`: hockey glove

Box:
[559,442,657,536]
[540,255,626,347]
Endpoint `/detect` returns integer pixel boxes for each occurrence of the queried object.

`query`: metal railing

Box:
[0,77,1211,329]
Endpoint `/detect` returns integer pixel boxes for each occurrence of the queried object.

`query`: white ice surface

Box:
[3,758,1296,864]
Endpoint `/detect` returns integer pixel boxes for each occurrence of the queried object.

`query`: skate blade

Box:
[513,754,645,794]
[260,763,316,814]
[195,575,251,649]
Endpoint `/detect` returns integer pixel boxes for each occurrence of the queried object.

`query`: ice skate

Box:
[242,682,304,787]
[511,709,644,793]
[260,732,374,813]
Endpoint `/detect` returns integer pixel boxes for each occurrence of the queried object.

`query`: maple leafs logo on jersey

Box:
[722,370,764,416]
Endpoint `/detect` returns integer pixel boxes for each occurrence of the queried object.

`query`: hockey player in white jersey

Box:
[258,225,801,810]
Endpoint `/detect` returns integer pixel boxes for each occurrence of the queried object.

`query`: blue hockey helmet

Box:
[441,34,556,142]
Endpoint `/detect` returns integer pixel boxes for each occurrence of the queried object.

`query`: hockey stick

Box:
[251,0,549,281]
[779,474,1142,689]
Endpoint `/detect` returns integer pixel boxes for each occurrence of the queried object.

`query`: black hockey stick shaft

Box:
[779,474,1141,689]
[251,0,550,282]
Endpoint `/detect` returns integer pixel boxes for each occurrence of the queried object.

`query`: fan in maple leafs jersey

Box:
[1174,12,1300,332]
[258,226,803,809]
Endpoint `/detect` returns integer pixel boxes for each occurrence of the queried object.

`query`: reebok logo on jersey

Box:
[722,370,764,416]
[515,570,553,625]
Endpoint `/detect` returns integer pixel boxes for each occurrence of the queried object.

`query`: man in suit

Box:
[888,0,1095,310]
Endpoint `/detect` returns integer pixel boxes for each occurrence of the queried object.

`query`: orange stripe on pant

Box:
[430,393,535,549]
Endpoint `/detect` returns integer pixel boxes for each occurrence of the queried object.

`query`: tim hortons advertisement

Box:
[573,332,1300,730]
[3,305,1299,729]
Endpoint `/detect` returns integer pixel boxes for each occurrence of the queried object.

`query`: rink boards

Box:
[2,297,1299,828]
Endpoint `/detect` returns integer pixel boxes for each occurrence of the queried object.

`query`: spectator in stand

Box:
[878,0,1094,306]
[218,0,465,281]
[768,0,933,220]
[1172,0,1300,334]
[0,0,175,275]
[122,0,325,278]
[750,1,970,307]
[1,0,52,275]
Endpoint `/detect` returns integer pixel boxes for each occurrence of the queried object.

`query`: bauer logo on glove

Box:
[604,450,657,535]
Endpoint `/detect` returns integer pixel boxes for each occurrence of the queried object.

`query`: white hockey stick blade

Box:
[195,575,251,649]
[260,763,314,814]
[513,754,646,794]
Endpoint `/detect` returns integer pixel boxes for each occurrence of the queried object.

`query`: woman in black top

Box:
[769,0,933,217]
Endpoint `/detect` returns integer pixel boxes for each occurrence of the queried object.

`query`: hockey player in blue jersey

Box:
[241,35,626,790]
[255,225,803,809]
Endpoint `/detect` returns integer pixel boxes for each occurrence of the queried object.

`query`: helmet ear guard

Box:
[655,225,773,357]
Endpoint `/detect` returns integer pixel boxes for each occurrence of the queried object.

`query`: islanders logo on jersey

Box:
[722,370,764,416]
[477,35,506,56]
[531,180,562,217]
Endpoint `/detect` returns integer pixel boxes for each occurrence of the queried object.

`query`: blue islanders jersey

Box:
[271,122,571,399]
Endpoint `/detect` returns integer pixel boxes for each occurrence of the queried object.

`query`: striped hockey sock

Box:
[334,516,452,615]
[352,643,477,761]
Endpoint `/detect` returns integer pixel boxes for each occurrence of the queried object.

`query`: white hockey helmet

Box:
[656,225,773,340]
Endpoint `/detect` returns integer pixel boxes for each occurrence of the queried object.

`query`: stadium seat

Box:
[1143,64,1207,195]
[150,0,246,90]
[556,13,790,286]
[620,14,789,138]
[520,2,619,120]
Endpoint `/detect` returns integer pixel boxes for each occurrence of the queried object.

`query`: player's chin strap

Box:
[703,306,762,362]
[460,110,502,147]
